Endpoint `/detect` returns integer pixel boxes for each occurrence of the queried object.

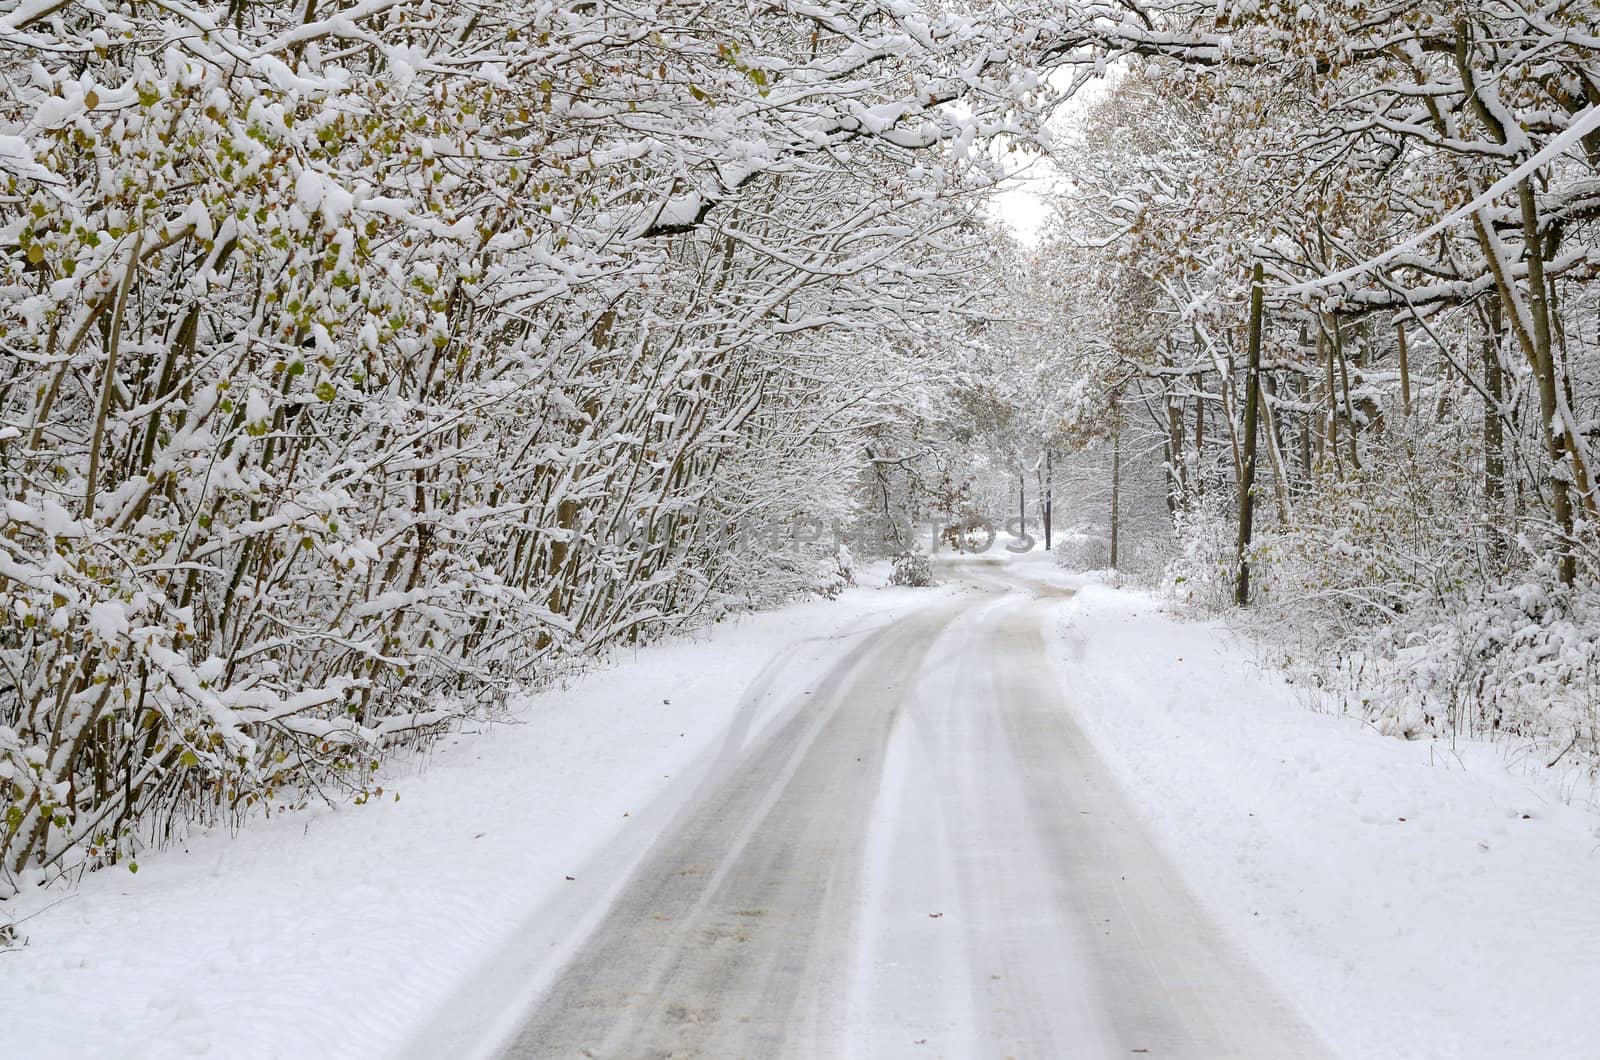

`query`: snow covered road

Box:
[493,562,1323,1059]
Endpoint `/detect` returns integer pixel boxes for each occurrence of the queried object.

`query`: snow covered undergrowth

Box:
[1051,583,1600,1060]
[1260,573,1600,757]
[0,576,960,1060]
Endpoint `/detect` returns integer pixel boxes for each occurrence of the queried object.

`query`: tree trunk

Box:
[1330,315,1361,472]
[1518,181,1577,585]
[1260,373,1293,525]
[1044,447,1053,551]
[1320,325,1340,477]
[1110,394,1121,570]
[84,233,144,520]
[1297,370,1312,487]
[1019,474,1026,550]
[1167,395,1186,517]
[1396,322,1412,417]
[1482,298,1506,560]
[1236,263,1265,606]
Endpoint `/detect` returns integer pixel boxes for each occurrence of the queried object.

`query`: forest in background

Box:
[8,1,1600,895]
[979,3,1600,770]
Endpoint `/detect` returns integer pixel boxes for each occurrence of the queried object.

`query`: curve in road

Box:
[498,566,1325,1059]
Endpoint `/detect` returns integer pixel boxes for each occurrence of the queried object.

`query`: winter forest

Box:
[5,0,1600,918]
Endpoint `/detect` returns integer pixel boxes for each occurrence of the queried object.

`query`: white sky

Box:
[988,165,1060,245]
[986,70,1120,244]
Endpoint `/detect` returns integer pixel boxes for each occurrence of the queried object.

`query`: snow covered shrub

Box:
[814,546,857,600]
[1282,570,1600,754]
[726,539,856,608]
[889,550,935,587]
[1256,425,1487,622]
[1235,422,1600,755]
[835,544,857,584]
[1260,570,1587,758]
[1384,576,1597,737]
[1052,524,1111,571]
[1161,496,1238,610]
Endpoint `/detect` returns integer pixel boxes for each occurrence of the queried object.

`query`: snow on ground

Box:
[6,540,1600,1060]
[1043,567,1600,1060]
[0,574,961,1060]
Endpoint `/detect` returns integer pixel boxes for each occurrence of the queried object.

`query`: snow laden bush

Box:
[1264,562,1600,757]
[1053,526,1111,571]
[0,1,1053,892]
[1236,422,1600,754]
[1345,575,1600,747]
[889,550,935,587]
[1161,498,1238,611]
[815,545,857,601]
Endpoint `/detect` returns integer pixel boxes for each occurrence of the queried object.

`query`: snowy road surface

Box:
[495,561,1324,1058]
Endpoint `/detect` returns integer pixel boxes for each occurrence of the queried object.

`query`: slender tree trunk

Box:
[1331,316,1361,472]
[1320,325,1340,477]
[1551,275,1577,418]
[1236,263,1264,606]
[1044,447,1053,551]
[1482,296,1505,559]
[1019,474,1026,549]
[1396,322,1412,417]
[1109,393,1122,570]
[84,233,144,520]
[1167,396,1185,518]
[1519,182,1576,584]
[1260,373,1293,525]
[1225,366,1244,489]
[1297,371,1312,487]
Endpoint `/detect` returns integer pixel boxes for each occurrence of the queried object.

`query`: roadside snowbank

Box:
[0,578,959,1060]
[1050,582,1600,1060]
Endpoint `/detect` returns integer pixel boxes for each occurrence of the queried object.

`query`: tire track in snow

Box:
[488,563,1326,1059]
[498,602,967,1058]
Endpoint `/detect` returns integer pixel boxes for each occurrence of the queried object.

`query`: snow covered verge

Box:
[1050,583,1600,1060]
[1164,497,1600,769]
[0,578,959,1060]
[1251,570,1600,763]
